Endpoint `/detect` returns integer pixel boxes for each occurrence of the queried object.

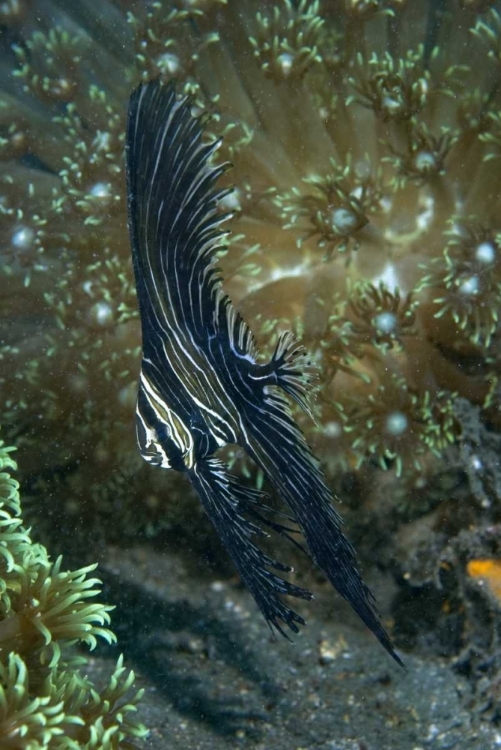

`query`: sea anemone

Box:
[0,1,500,553]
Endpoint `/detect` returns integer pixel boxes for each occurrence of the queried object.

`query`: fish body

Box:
[126,80,402,667]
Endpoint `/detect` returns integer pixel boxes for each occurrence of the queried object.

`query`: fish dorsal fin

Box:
[270,331,316,419]
[214,288,260,361]
[126,80,233,347]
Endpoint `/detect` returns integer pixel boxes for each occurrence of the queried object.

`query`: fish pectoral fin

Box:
[188,457,312,638]
[268,331,316,418]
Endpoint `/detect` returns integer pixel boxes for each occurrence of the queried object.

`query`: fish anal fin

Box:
[188,457,312,637]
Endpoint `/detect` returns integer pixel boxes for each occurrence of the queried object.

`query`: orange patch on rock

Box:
[467,559,501,600]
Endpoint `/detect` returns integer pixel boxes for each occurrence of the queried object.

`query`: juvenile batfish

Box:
[126,80,402,667]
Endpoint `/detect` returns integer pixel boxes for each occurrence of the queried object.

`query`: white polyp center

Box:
[157,52,180,75]
[382,96,402,114]
[459,275,479,296]
[475,241,496,265]
[89,182,111,199]
[374,311,398,334]
[277,52,294,76]
[220,188,242,211]
[12,226,35,249]
[324,421,342,438]
[384,411,408,436]
[94,131,111,152]
[90,301,114,326]
[414,151,436,173]
[331,207,359,235]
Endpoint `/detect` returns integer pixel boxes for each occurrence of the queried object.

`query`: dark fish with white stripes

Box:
[126,80,403,667]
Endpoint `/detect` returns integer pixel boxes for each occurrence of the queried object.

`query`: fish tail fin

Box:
[188,457,313,637]
[244,402,404,667]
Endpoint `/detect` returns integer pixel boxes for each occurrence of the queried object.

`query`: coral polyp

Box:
[385,121,458,186]
[347,47,431,123]
[420,220,501,348]
[277,156,384,255]
[348,281,417,350]
[250,0,324,81]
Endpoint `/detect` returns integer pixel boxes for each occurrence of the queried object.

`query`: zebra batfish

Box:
[126,80,403,667]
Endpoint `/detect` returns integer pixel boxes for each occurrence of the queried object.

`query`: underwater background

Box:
[2,0,501,747]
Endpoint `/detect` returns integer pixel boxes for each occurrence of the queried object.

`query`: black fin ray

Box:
[188,457,313,637]
[241,399,404,667]
[216,290,260,361]
[234,489,308,557]
[271,331,316,418]
[126,80,232,345]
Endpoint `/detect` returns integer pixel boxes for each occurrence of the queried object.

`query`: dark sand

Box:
[83,544,499,750]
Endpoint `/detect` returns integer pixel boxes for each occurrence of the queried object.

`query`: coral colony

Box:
[0,439,147,747]
[2,0,501,683]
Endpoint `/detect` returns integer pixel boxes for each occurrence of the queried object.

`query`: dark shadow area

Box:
[93,567,281,738]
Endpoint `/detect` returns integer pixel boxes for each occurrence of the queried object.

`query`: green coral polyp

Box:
[348,281,417,350]
[250,0,324,82]
[13,29,85,104]
[385,122,457,186]
[348,48,431,122]
[0,438,147,748]
[419,220,501,349]
[277,157,384,255]
[344,377,457,477]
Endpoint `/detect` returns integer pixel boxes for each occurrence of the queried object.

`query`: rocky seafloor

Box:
[81,541,501,750]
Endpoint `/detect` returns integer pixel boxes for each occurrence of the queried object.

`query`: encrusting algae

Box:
[0,436,147,748]
[1,0,501,699]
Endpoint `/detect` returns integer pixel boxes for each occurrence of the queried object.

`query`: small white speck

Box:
[156,52,180,75]
[374,311,398,334]
[415,151,436,173]
[89,181,111,199]
[324,421,342,438]
[459,275,479,296]
[277,52,294,76]
[90,301,113,326]
[470,455,483,471]
[385,411,408,436]
[11,226,35,249]
[331,207,359,235]
[476,241,496,265]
